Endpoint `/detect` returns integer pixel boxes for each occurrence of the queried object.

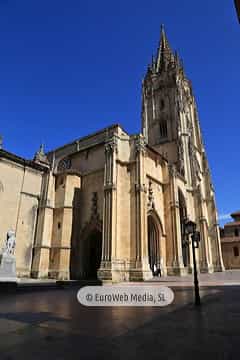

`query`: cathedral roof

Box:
[221,236,240,243]
[231,210,240,218]
[224,221,240,227]
[222,211,240,225]
[47,123,124,155]
[0,149,49,172]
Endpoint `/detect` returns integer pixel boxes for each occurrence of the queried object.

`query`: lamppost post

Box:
[191,232,201,306]
[184,219,201,306]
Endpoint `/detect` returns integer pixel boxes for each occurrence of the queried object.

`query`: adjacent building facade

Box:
[235,0,240,23]
[221,211,240,269]
[0,28,225,282]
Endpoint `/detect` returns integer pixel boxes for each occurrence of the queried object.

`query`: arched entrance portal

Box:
[83,230,102,279]
[178,190,189,267]
[148,214,161,276]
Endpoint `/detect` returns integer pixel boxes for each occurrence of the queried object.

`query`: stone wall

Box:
[221,243,240,269]
[0,155,44,277]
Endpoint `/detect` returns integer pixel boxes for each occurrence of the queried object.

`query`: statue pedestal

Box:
[0,253,17,282]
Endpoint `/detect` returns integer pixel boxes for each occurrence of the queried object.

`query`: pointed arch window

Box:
[159,120,168,138]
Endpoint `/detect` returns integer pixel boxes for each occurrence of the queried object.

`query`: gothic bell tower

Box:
[142,26,225,273]
[142,25,204,186]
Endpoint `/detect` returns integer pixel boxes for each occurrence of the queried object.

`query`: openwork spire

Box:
[156,25,175,72]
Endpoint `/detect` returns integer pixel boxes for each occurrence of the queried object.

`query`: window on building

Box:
[160,99,165,110]
[159,120,168,138]
[233,246,239,257]
[234,228,239,237]
[58,222,61,230]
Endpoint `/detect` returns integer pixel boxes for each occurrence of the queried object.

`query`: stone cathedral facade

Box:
[0,28,224,282]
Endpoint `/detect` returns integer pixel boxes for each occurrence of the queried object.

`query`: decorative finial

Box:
[39,143,44,154]
[0,135,3,149]
[160,24,166,40]
[151,55,155,66]
[34,143,49,165]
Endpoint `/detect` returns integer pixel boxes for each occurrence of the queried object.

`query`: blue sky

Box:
[0,0,239,225]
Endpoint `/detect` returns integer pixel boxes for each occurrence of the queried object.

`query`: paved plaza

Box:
[0,271,240,359]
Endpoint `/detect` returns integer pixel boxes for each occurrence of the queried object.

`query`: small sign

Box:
[77,285,174,307]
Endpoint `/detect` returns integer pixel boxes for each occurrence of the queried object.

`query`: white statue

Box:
[2,230,16,256]
[0,230,17,280]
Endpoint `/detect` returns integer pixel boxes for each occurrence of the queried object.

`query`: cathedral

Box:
[0,27,225,282]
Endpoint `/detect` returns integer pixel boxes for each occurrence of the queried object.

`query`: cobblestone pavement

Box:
[0,271,239,360]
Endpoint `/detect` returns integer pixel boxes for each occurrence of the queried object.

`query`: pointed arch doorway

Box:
[147,212,162,277]
[70,219,103,280]
[84,229,102,279]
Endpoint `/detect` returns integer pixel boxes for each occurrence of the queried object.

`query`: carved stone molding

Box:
[135,136,147,155]
[189,139,201,183]
[177,139,185,177]
[104,183,117,192]
[199,216,207,224]
[168,164,177,178]
[105,135,118,154]
[91,192,99,220]
[170,200,179,209]
[135,183,147,193]
[147,180,155,210]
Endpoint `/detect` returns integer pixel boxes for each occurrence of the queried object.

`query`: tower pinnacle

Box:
[33,143,49,166]
[156,25,175,72]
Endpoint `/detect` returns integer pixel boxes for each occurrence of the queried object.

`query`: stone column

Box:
[168,165,185,275]
[49,173,81,280]
[196,189,213,273]
[98,134,118,281]
[209,200,225,272]
[132,135,152,281]
[212,224,225,271]
[31,172,54,278]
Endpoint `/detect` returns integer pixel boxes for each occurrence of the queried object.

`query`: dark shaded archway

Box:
[178,189,189,267]
[84,229,102,279]
[70,213,103,280]
[148,213,161,276]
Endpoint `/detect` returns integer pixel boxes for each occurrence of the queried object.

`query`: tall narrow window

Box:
[159,120,167,138]
[234,228,239,237]
[160,99,165,110]
[233,246,239,257]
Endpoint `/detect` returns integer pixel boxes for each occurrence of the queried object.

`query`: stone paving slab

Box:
[0,287,239,360]
[0,272,240,359]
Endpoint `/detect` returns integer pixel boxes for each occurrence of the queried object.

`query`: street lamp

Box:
[184,219,201,306]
